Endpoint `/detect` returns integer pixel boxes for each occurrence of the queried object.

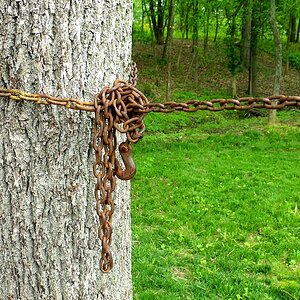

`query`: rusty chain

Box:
[1,63,299,273]
[92,66,148,271]
[1,87,299,114]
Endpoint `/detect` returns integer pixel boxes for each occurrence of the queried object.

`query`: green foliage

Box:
[224,36,242,75]
[288,51,300,69]
[260,38,300,70]
[132,111,300,299]
[133,27,153,43]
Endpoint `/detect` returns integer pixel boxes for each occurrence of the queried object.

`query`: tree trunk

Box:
[162,0,175,60]
[192,0,199,51]
[248,13,258,96]
[269,0,282,124]
[0,1,133,299]
[185,5,190,39]
[214,8,220,43]
[141,0,146,32]
[203,6,210,53]
[156,0,165,44]
[149,0,165,44]
[163,0,175,100]
[286,15,291,75]
[241,0,253,69]
[296,19,300,43]
[179,0,190,41]
[289,14,296,43]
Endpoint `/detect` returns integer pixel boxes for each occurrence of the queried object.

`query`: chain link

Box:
[93,88,116,272]
[138,95,300,113]
[1,63,299,273]
[1,87,299,114]
[0,88,95,111]
[128,62,138,87]
[92,78,148,272]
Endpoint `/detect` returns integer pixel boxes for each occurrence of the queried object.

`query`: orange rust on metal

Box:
[115,142,136,180]
[1,87,299,113]
[1,62,299,273]
[92,78,148,272]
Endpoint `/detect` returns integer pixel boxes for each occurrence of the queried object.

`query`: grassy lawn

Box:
[131,110,300,300]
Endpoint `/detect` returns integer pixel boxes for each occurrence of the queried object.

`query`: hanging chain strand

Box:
[92,65,148,272]
[1,63,299,273]
[93,87,116,272]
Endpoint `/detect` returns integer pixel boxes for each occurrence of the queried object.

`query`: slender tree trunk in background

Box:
[177,1,187,66]
[232,74,237,98]
[296,19,300,43]
[192,0,199,51]
[225,2,242,97]
[179,0,190,40]
[203,6,210,52]
[185,6,190,39]
[157,0,165,44]
[227,4,241,98]
[214,8,219,42]
[149,0,157,41]
[286,17,291,75]
[241,0,253,69]
[269,0,282,125]
[179,2,184,39]
[162,0,175,60]
[141,0,146,32]
[0,1,133,299]
[248,15,258,96]
[149,0,164,45]
[149,0,165,44]
[289,14,296,43]
[163,0,175,100]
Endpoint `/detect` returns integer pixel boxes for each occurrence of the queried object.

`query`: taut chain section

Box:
[1,63,300,272]
[1,87,300,113]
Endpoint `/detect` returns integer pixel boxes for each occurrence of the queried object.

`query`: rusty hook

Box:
[115,141,136,180]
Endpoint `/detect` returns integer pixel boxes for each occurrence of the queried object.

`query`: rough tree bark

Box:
[0,1,133,299]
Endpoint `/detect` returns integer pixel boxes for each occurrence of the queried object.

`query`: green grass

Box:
[131,110,300,300]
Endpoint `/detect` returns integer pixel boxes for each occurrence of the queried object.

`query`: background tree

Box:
[163,0,176,101]
[178,0,192,39]
[224,0,243,97]
[192,0,200,50]
[0,0,133,299]
[240,0,253,70]
[163,0,176,60]
[148,0,167,44]
[247,0,269,96]
[133,0,300,107]
[269,0,282,124]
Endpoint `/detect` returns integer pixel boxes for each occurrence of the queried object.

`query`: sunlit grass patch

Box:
[131,111,300,299]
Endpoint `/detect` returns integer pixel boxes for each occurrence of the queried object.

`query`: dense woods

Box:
[133,0,300,124]
[133,0,300,94]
